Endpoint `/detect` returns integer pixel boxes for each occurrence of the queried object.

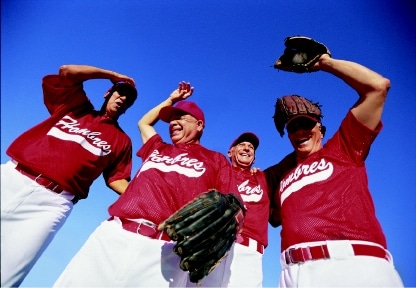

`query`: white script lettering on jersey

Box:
[47,115,112,156]
[139,150,206,177]
[238,180,263,202]
[280,158,333,205]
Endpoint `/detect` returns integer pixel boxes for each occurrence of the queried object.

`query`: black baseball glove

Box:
[274,36,331,73]
[158,190,245,284]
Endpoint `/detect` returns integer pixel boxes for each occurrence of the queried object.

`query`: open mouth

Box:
[115,100,124,109]
[296,137,310,146]
[170,126,182,136]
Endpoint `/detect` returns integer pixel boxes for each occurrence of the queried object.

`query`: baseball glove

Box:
[273,95,323,137]
[274,36,331,73]
[158,189,245,284]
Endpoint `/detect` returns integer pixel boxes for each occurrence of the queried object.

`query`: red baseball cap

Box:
[159,101,205,123]
[229,132,259,150]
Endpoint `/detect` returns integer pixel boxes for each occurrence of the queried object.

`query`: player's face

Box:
[104,91,131,118]
[169,114,203,144]
[287,118,323,159]
[228,141,255,169]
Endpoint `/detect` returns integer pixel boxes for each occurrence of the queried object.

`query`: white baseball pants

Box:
[1,161,73,287]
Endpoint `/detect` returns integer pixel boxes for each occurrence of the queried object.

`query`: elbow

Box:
[378,76,391,93]
[58,65,77,81]
[59,65,70,77]
[373,76,391,98]
[138,118,145,131]
[59,65,77,77]
[59,64,83,78]
[59,65,83,86]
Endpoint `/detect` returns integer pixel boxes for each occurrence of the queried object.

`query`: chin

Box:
[296,148,312,157]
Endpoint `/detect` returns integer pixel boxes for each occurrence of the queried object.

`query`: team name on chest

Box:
[279,158,333,204]
[237,179,264,202]
[47,115,112,156]
[140,150,206,177]
[238,179,263,195]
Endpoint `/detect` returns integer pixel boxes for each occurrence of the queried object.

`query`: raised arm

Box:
[315,55,390,130]
[138,81,193,144]
[58,64,135,88]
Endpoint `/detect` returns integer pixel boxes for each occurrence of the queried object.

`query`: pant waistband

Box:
[283,241,390,265]
[236,234,264,254]
[14,162,79,204]
[109,216,171,241]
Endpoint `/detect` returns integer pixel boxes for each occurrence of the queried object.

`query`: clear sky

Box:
[2,0,416,287]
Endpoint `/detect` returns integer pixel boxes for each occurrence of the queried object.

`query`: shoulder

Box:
[265,152,296,176]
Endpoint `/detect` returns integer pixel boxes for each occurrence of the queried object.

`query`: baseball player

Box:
[52,82,234,287]
[265,38,404,287]
[1,64,137,287]
[186,132,270,287]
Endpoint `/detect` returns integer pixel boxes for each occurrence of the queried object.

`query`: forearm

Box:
[138,97,174,143]
[319,56,390,98]
[319,55,390,129]
[108,179,129,195]
[58,65,135,88]
[138,82,193,144]
[59,65,116,85]
[139,97,174,128]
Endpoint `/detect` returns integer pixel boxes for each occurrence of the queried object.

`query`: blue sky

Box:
[1,0,416,286]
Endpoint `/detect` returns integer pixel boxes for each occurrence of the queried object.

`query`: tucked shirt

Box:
[109,134,233,225]
[6,75,133,198]
[265,111,387,251]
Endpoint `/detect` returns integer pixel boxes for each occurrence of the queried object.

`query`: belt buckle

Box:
[285,248,298,265]
[34,174,45,186]
[46,182,60,192]
[136,220,157,237]
[35,174,60,192]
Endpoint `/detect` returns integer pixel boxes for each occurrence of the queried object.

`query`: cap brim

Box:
[287,114,319,126]
[159,106,181,123]
[230,132,259,150]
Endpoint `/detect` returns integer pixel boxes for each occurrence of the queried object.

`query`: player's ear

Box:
[227,149,232,158]
[196,120,204,132]
[320,125,326,138]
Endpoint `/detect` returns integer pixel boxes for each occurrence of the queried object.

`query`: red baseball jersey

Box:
[229,166,269,247]
[109,134,233,225]
[265,111,387,251]
[6,75,133,198]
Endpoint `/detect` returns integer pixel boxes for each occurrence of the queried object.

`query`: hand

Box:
[311,53,331,71]
[110,72,136,87]
[169,81,194,104]
[250,167,261,174]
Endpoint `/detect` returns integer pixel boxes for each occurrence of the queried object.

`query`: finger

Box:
[184,82,191,92]
[187,86,195,96]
